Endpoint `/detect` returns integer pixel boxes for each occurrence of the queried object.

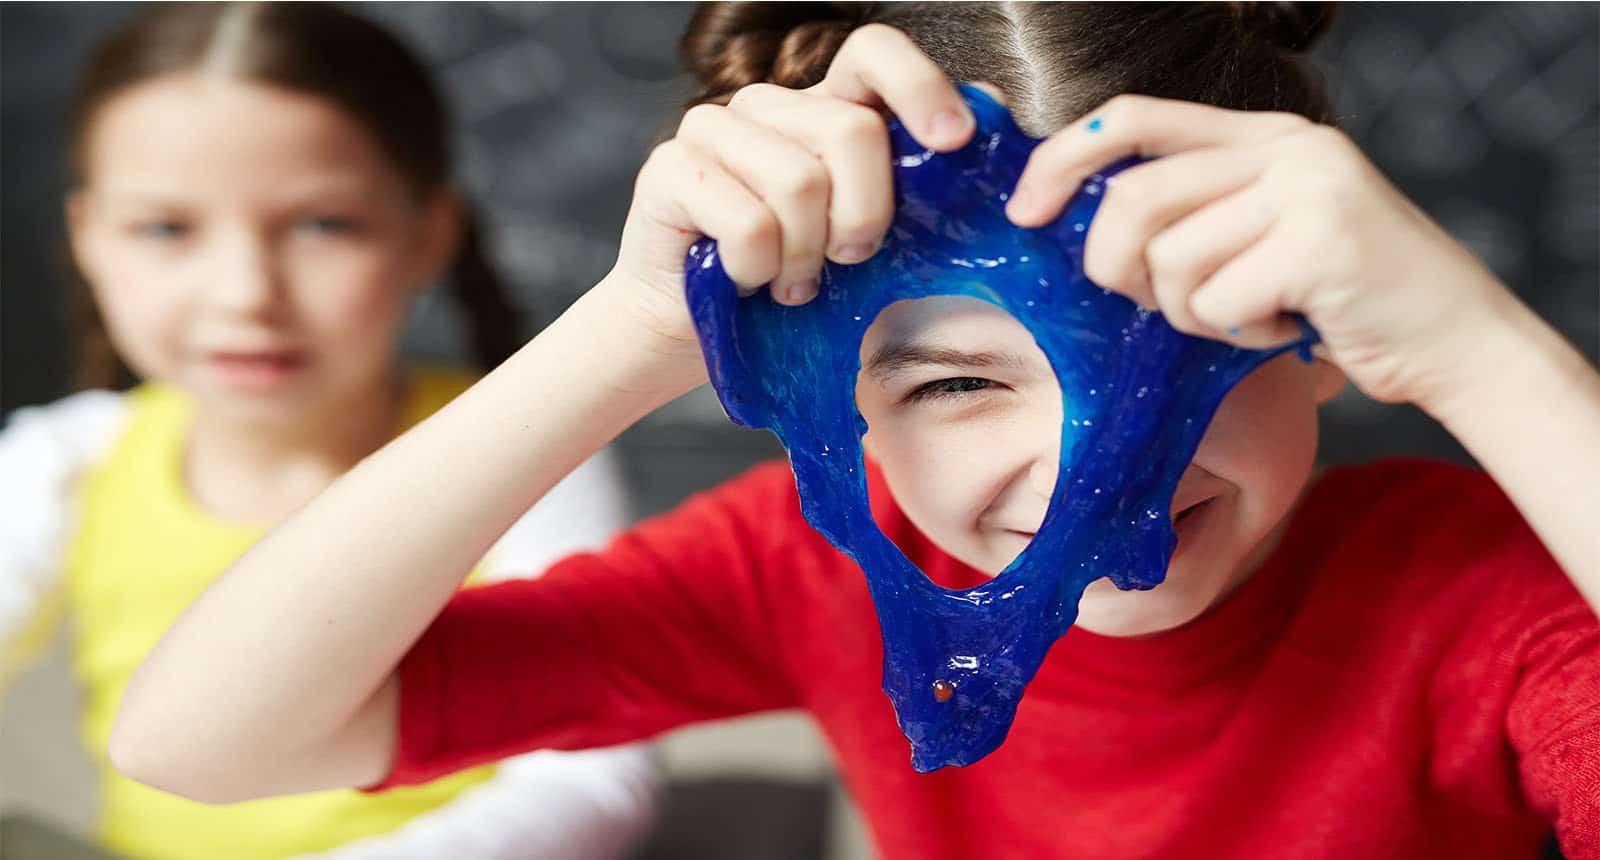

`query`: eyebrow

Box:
[864,341,1031,383]
[97,177,380,207]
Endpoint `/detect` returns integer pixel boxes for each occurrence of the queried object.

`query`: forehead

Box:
[82,72,398,199]
[861,295,1041,355]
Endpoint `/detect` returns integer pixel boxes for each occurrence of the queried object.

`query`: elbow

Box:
[109,699,253,804]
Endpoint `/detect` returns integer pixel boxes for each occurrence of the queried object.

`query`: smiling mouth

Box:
[1007,496,1216,540]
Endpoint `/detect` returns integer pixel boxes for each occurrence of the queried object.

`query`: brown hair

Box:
[67,2,522,389]
[681,2,1336,135]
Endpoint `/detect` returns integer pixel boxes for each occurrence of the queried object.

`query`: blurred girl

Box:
[0,4,657,859]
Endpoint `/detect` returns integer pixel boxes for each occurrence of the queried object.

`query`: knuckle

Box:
[678,103,723,136]
[832,104,887,149]
[1105,173,1156,220]
[1082,247,1129,289]
[1163,306,1205,335]
[740,210,782,250]
[638,141,682,183]
[1263,110,1315,136]
[1102,93,1150,121]
[845,23,906,53]
[1145,234,1186,277]
[773,161,829,202]
[728,82,781,111]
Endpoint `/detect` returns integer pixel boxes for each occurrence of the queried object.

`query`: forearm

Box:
[113,283,702,800]
[1425,293,1600,609]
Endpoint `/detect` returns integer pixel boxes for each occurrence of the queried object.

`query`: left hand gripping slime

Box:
[684,86,1316,772]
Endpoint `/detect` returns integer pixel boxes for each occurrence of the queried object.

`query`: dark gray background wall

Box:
[2,3,1596,517]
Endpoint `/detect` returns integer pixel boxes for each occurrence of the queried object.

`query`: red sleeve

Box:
[1417,461,1600,858]
[1502,553,1600,858]
[366,461,806,791]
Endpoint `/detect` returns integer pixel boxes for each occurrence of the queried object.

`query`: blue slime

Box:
[683,86,1317,772]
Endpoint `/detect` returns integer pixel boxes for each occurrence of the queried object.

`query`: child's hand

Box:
[600,25,977,370]
[1004,95,1519,412]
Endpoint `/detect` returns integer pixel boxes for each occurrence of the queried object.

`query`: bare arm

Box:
[113,26,976,803]
[111,285,703,802]
[1424,293,1600,609]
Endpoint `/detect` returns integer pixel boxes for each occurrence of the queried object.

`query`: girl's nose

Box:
[206,234,282,316]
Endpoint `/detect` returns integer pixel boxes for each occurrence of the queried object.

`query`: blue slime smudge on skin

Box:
[684,86,1317,772]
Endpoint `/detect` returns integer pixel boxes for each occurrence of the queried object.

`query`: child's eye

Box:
[133,220,188,240]
[904,377,999,404]
[298,216,360,235]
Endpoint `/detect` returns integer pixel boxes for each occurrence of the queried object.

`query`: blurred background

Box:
[2,3,1595,859]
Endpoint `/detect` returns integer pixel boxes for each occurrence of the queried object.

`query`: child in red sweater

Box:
[115,4,1599,859]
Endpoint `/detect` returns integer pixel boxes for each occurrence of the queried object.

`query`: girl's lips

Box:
[207,350,308,391]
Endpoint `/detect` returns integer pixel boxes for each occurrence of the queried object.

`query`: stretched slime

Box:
[684,86,1316,772]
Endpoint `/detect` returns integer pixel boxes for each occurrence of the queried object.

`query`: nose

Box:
[203,229,283,317]
[1027,454,1058,500]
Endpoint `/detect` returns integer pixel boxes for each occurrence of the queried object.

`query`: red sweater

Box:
[371,459,1599,859]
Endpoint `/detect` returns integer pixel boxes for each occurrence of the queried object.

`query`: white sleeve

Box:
[294,446,663,860]
[0,391,129,694]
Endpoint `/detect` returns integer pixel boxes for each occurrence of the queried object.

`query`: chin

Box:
[1072,573,1222,637]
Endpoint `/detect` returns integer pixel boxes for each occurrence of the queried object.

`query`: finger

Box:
[1145,183,1282,343]
[810,23,973,151]
[640,140,779,295]
[1008,94,1312,226]
[678,104,829,304]
[726,85,892,266]
[1185,226,1308,350]
[1081,146,1273,307]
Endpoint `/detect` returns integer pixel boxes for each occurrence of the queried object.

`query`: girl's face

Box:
[856,297,1345,637]
[68,73,458,428]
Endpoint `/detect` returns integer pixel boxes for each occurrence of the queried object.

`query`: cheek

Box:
[291,251,413,343]
[866,407,1028,542]
[1196,355,1320,515]
[88,265,191,379]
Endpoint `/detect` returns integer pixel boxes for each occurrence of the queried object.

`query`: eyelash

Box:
[904,377,999,404]
[129,217,361,240]
[134,220,187,240]
[299,216,360,235]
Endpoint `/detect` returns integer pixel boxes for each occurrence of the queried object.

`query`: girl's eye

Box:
[298,216,360,235]
[134,221,188,240]
[904,377,998,404]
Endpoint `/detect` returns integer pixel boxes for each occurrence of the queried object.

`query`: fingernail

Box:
[831,243,877,264]
[927,109,972,144]
[778,279,815,305]
[1086,117,1105,133]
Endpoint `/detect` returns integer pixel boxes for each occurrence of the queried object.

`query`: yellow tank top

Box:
[66,368,496,860]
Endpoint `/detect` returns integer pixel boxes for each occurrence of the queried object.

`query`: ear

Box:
[1311,356,1346,405]
[413,188,463,288]
[65,191,95,277]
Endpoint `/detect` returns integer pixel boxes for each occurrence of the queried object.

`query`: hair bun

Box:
[1230,2,1336,54]
[681,1,876,103]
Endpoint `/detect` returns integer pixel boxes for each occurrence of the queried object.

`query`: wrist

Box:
[1419,286,1585,431]
[566,276,710,404]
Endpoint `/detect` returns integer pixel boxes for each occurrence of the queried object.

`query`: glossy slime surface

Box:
[684,86,1317,772]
